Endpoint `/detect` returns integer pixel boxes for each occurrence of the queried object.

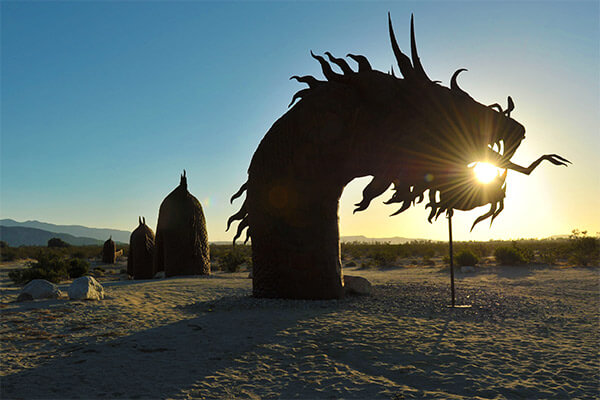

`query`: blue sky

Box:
[1,1,598,241]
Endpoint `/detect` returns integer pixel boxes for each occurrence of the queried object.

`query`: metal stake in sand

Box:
[448,210,456,307]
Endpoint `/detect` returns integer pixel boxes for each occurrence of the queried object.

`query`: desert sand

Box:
[1,261,598,399]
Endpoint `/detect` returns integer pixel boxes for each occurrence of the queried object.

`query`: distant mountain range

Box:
[340,235,426,244]
[0,219,130,243]
[0,226,104,247]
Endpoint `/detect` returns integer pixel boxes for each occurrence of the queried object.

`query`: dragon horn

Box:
[505,96,515,117]
[451,68,470,97]
[410,14,431,82]
[324,52,353,75]
[346,54,372,72]
[388,13,414,80]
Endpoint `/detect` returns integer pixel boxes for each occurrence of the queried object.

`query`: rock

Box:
[343,275,372,296]
[68,276,104,300]
[460,266,476,273]
[17,279,62,301]
[154,271,165,279]
[16,292,33,302]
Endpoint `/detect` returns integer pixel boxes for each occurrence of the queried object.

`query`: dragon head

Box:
[286,14,567,229]
[350,14,528,228]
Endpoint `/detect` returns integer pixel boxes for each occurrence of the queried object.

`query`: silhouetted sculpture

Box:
[127,217,156,279]
[229,14,570,299]
[102,236,116,264]
[154,171,210,277]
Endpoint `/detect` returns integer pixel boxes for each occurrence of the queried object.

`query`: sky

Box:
[1,1,598,242]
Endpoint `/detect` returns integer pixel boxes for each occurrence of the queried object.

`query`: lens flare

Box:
[470,162,501,184]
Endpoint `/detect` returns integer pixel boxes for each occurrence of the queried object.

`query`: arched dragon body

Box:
[229,14,569,299]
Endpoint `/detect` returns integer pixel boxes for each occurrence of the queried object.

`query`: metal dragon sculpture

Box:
[229,14,570,299]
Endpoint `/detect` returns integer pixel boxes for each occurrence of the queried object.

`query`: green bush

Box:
[9,253,69,284]
[539,249,558,265]
[220,250,248,273]
[9,253,90,285]
[370,250,396,266]
[494,246,527,265]
[1,246,17,261]
[68,258,90,278]
[455,250,479,267]
[568,230,599,266]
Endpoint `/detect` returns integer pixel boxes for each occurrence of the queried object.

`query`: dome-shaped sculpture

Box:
[127,217,156,279]
[154,170,210,277]
[102,236,116,264]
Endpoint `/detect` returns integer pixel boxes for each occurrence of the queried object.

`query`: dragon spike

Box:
[230,182,247,204]
[388,13,414,79]
[390,200,411,216]
[324,52,354,75]
[232,217,249,244]
[311,51,342,81]
[346,54,372,72]
[390,65,397,78]
[226,200,247,232]
[289,88,310,107]
[490,199,505,225]
[143,216,146,225]
[450,68,470,97]
[410,14,431,82]
[488,103,503,113]
[470,203,497,231]
[290,75,320,88]
[139,216,142,225]
[505,96,515,117]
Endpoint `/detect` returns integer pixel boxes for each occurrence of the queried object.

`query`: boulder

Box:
[17,279,62,302]
[460,266,476,273]
[68,276,104,300]
[343,275,372,296]
[153,271,165,279]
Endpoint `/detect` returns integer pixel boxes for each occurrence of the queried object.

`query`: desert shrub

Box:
[539,249,558,265]
[220,250,248,273]
[1,246,17,261]
[455,250,479,267]
[568,230,599,266]
[9,253,69,285]
[370,250,396,266]
[68,258,89,278]
[360,260,374,269]
[48,238,70,248]
[345,261,356,267]
[494,246,530,265]
[0,241,7,248]
[422,255,435,265]
[8,253,91,285]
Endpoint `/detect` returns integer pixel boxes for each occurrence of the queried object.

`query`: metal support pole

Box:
[448,210,455,307]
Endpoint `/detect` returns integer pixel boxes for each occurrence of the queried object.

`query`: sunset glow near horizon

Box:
[1,2,598,242]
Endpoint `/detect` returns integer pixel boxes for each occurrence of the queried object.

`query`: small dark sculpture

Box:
[127,217,156,279]
[154,170,210,277]
[102,236,116,264]
[229,14,569,299]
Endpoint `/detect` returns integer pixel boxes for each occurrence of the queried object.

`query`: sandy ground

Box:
[0,261,598,399]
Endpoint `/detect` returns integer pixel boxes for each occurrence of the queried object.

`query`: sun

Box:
[470,162,502,184]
